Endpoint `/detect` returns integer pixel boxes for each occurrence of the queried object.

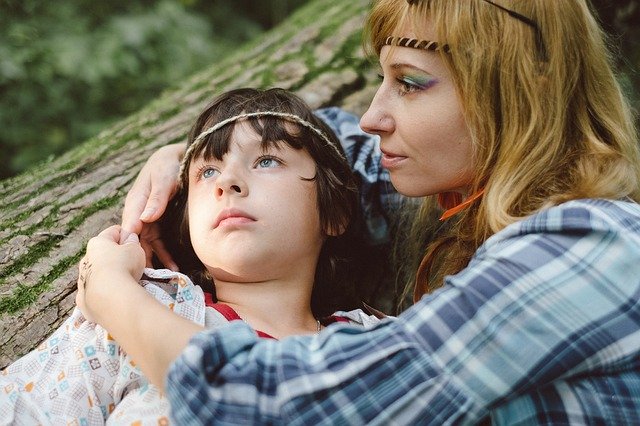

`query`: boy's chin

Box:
[207,266,263,283]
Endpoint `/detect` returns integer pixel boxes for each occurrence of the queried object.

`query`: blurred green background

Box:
[0,0,638,180]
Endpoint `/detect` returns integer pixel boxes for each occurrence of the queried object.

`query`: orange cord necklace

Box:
[438,189,485,221]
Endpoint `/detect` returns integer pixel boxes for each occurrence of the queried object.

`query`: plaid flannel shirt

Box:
[166,109,640,425]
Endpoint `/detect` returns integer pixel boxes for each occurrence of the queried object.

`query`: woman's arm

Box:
[164,201,640,423]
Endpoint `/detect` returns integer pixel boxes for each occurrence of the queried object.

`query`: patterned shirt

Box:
[166,111,640,425]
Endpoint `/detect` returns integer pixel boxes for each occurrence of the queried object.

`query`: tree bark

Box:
[0,0,377,368]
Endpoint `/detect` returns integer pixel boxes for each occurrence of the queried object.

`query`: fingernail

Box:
[119,231,130,245]
[140,208,156,221]
[124,233,139,244]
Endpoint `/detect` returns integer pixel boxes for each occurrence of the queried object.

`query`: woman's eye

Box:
[396,75,436,96]
[397,78,422,95]
[257,157,281,168]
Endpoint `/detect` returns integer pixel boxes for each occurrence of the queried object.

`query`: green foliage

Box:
[0,0,267,179]
[591,0,640,112]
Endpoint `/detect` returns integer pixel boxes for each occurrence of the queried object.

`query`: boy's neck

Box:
[213,276,319,339]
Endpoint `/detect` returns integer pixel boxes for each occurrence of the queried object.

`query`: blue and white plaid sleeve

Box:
[315,107,403,244]
[167,200,640,424]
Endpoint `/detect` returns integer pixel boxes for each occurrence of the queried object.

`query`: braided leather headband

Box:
[383,36,450,53]
[179,111,345,186]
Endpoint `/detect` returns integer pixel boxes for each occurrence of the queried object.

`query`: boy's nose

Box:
[217,184,242,197]
[215,172,247,198]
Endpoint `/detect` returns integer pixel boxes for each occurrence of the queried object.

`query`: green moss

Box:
[0,235,64,281]
[0,205,47,233]
[0,250,84,315]
[286,30,368,96]
[65,194,122,231]
[0,193,121,296]
[2,170,88,214]
[0,213,57,248]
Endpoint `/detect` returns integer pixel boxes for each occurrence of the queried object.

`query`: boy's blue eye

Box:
[257,157,280,168]
[202,168,217,179]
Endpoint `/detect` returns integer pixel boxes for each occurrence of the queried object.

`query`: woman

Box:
[84,0,640,423]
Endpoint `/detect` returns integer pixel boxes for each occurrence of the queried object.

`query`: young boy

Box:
[1,88,379,425]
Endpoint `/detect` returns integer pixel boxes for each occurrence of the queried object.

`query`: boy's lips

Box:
[214,208,256,228]
[380,148,408,169]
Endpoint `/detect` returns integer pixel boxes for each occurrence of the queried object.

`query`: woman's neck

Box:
[213,276,318,339]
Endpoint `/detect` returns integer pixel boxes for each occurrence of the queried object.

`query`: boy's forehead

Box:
[190,125,289,163]
[199,122,260,153]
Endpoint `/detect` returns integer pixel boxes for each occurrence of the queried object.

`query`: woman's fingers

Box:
[75,255,96,323]
[151,238,179,271]
[137,222,178,270]
[141,239,155,268]
[139,179,175,223]
[121,186,149,237]
[97,224,122,242]
[121,144,182,238]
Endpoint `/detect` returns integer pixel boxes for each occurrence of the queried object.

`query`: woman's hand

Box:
[76,225,146,324]
[120,143,184,270]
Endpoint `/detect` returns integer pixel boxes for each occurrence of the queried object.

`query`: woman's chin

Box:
[389,175,433,198]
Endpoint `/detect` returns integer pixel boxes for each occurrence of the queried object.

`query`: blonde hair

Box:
[365,0,640,305]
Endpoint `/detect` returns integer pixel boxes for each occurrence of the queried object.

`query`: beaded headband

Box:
[383,36,450,53]
[178,111,344,186]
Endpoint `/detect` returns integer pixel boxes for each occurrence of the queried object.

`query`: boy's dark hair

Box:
[161,88,367,317]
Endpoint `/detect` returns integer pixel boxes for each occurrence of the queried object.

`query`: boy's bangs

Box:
[191,117,308,163]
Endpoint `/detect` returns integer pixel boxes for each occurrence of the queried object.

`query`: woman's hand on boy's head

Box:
[76,225,146,323]
[121,143,182,234]
[121,143,183,270]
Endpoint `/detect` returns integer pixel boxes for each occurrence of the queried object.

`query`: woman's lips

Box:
[380,150,408,169]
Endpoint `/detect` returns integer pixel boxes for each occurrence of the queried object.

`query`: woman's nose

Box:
[360,87,394,135]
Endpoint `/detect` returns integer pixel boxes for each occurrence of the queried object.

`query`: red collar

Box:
[203,293,350,339]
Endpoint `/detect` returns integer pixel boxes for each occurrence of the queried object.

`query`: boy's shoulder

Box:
[330,308,389,328]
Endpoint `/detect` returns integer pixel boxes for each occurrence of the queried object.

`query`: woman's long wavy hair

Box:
[161,88,367,317]
[365,0,640,308]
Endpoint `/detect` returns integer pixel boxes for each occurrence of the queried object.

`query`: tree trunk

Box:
[0,0,378,368]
